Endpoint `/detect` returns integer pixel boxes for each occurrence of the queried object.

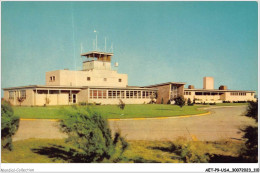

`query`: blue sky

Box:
[1,1,258,96]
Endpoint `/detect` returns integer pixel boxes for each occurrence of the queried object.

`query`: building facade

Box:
[3,52,157,106]
[3,52,256,106]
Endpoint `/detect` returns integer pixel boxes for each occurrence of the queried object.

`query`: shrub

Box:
[17,97,25,106]
[223,101,231,103]
[59,107,128,162]
[240,101,258,162]
[79,102,87,106]
[118,99,125,110]
[171,138,210,163]
[174,96,185,108]
[187,98,193,106]
[1,101,20,150]
[161,98,164,104]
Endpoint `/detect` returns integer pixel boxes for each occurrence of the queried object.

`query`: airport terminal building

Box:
[3,51,256,106]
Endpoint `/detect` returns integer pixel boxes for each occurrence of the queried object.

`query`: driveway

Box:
[13,106,255,141]
[109,106,255,141]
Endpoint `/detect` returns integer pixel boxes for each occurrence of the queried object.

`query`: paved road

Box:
[109,106,255,141]
[13,119,67,141]
[13,106,255,141]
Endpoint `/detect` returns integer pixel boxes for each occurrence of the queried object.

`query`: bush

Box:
[174,96,185,108]
[209,102,216,105]
[187,98,193,106]
[118,99,125,110]
[79,102,87,106]
[59,107,128,162]
[1,101,20,150]
[161,98,164,104]
[170,138,210,163]
[223,101,231,103]
[240,101,258,162]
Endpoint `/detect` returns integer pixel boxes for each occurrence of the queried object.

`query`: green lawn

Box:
[1,138,244,163]
[13,104,208,119]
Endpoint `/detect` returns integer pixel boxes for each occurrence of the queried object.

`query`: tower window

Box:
[87,77,91,81]
[118,79,122,82]
[49,76,55,82]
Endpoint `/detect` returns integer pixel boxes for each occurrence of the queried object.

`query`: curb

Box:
[20,118,60,121]
[19,111,211,122]
[107,111,211,121]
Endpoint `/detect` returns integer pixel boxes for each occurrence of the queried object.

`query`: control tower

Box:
[81,51,113,71]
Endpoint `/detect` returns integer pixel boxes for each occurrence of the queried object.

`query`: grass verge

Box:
[13,104,207,119]
[1,138,245,163]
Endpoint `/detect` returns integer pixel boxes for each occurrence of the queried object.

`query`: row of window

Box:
[49,76,55,82]
[184,92,191,95]
[230,92,246,96]
[87,77,122,82]
[9,90,26,99]
[89,89,156,99]
[195,92,223,96]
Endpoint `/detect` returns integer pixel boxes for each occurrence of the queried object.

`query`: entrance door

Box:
[73,94,77,103]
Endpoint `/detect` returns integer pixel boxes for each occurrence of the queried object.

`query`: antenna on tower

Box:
[105,37,107,52]
[93,39,95,50]
[111,42,113,53]
[94,29,98,50]
[80,42,83,54]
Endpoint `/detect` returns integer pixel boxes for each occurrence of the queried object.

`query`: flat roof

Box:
[3,85,157,91]
[184,88,255,93]
[80,51,114,57]
[143,82,186,88]
[3,85,84,90]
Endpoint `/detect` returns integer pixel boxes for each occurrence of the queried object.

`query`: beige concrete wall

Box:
[3,89,34,106]
[77,89,89,103]
[83,61,111,71]
[46,71,61,86]
[34,93,70,106]
[223,92,255,102]
[203,77,214,89]
[46,70,128,87]
[184,91,255,103]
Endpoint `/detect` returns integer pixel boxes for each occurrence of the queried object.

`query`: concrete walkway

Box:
[13,106,255,141]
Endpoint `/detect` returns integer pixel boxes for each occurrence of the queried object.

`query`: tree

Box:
[44,97,50,106]
[240,101,258,162]
[187,98,193,106]
[118,99,125,116]
[161,98,164,104]
[17,97,25,106]
[59,107,128,162]
[118,99,125,110]
[1,101,20,150]
[174,96,185,108]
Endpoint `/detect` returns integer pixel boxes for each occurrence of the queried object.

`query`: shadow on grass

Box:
[148,144,249,163]
[31,144,102,163]
[209,154,247,163]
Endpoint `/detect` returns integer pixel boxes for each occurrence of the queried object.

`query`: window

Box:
[49,76,56,82]
[9,91,14,99]
[87,77,91,81]
[118,78,122,82]
[20,90,26,99]
[104,78,107,81]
